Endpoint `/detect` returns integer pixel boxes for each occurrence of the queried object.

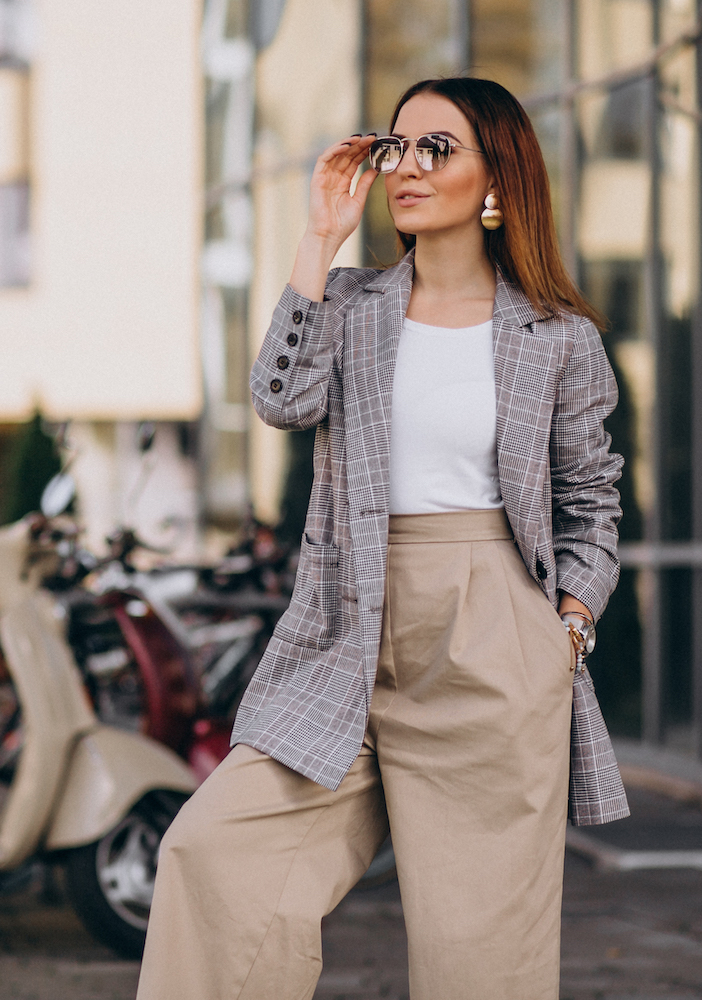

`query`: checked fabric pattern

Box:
[570,667,630,824]
[233,249,628,824]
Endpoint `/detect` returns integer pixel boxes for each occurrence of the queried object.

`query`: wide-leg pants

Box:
[136,510,575,1000]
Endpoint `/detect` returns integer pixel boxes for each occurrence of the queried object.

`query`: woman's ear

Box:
[484,177,498,200]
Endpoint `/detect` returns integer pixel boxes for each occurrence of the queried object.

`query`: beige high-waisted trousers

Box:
[136,510,575,1000]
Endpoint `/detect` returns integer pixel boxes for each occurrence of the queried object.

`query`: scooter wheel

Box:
[64,789,189,958]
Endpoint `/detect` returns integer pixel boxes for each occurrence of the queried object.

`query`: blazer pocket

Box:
[277,536,339,649]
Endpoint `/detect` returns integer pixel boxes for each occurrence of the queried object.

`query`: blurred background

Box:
[1,0,701,766]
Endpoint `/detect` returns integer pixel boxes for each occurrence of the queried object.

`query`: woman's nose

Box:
[396,142,422,178]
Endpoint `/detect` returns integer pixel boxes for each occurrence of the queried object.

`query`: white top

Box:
[388,316,503,515]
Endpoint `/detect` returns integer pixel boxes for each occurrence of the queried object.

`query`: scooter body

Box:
[0,519,196,953]
[82,557,268,780]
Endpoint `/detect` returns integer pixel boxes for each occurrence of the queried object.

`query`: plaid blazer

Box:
[233,250,629,824]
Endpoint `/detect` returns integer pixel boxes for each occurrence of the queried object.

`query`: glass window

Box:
[363,0,469,266]
[0,180,28,286]
[472,0,702,753]
[0,0,31,288]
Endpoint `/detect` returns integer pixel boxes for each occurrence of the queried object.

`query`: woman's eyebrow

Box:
[391,130,463,142]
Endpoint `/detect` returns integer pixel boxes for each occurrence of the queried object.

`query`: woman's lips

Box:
[395,191,429,206]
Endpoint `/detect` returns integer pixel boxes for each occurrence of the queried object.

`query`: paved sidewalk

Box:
[556,743,702,1000]
[561,832,702,998]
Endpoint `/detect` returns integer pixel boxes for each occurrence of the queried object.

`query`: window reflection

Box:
[0,0,31,288]
[361,0,700,752]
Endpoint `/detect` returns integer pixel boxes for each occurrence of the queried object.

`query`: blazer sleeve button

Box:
[276,355,290,370]
[287,332,299,346]
[292,310,303,324]
[535,558,548,580]
[270,378,283,393]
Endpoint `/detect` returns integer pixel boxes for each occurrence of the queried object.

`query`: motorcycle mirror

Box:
[53,420,72,452]
[40,472,77,518]
[136,422,156,453]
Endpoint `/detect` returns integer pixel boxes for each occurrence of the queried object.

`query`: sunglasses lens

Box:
[416,134,451,171]
[369,138,402,173]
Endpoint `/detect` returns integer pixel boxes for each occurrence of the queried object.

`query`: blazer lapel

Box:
[492,268,545,457]
[344,252,414,518]
[492,269,565,566]
[362,250,414,416]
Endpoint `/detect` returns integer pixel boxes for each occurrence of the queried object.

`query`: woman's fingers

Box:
[318,133,376,168]
[344,163,378,215]
[305,133,378,245]
[352,163,379,204]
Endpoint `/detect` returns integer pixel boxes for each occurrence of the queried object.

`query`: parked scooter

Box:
[46,516,399,888]
[0,503,197,957]
[60,522,278,781]
[37,444,397,889]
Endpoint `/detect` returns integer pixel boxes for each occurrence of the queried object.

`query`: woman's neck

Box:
[406,232,496,328]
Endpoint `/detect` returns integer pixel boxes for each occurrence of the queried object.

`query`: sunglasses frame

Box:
[368,132,484,173]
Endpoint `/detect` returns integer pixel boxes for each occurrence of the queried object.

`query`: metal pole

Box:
[692,0,702,757]
[454,0,471,74]
[559,0,578,280]
[360,0,369,131]
[641,0,664,745]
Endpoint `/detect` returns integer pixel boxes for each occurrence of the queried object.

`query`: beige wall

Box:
[0,68,30,183]
[0,0,203,421]
[248,0,362,522]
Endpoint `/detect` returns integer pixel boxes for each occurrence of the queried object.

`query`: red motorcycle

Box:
[46,519,286,782]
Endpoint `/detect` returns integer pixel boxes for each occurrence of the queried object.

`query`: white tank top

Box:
[388,316,503,515]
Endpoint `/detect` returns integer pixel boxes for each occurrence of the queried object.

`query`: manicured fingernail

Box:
[351,133,362,137]
[366,132,377,136]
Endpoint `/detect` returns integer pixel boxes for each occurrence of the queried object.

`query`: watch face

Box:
[583,624,596,655]
[562,615,596,656]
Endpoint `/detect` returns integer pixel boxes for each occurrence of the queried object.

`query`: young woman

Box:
[136,77,626,1000]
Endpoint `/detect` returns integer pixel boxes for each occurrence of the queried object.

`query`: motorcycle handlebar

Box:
[104,527,172,566]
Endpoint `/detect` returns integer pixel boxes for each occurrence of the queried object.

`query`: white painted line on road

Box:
[566,828,702,871]
[56,961,141,974]
[341,899,403,917]
[316,971,365,988]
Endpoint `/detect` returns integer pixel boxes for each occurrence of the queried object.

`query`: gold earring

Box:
[481,192,503,230]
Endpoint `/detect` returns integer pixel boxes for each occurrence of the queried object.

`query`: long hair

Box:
[389,78,605,328]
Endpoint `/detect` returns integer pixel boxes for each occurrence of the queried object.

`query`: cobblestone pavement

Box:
[1,786,702,999]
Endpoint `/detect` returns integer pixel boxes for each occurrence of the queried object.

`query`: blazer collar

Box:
[362,248,547,330]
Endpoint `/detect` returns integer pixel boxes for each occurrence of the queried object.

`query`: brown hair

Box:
[389,78,605,328]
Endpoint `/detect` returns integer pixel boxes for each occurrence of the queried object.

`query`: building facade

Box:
[1,0,701,757]
[0,0,203,554]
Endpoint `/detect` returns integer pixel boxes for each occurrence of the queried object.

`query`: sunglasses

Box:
[368,132,484,173]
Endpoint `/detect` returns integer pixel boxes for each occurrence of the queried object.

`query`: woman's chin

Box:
[389,215,425,237]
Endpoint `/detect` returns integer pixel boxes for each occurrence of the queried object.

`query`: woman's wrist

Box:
[289,232,342,302]
[557,593,593,623]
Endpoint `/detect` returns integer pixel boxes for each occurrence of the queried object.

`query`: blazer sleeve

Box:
[550,317,624,620]
[250,271,344,431]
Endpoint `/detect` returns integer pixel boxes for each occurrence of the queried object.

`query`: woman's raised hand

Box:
[290,134,378,301]
[307,134,378,245]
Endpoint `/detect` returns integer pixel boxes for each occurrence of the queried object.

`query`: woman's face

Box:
[384,93,495,241]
